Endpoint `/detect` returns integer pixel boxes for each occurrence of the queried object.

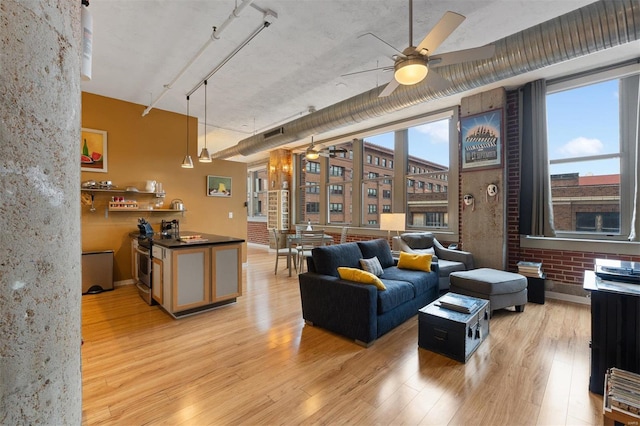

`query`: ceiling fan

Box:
[346,0,496,97]
[304,137,348,160]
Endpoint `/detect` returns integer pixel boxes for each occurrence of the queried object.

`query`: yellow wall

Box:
[81,93,247,282]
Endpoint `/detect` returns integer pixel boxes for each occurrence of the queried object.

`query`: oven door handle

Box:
[135,246,150,256]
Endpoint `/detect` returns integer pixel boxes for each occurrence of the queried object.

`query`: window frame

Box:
[546,65,639,241]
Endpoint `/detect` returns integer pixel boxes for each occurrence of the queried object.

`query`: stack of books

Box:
[436,293,483,314]
[517,261,544,278]
[605,368,640,417]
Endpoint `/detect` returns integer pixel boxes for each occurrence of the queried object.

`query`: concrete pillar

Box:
[1,2,82,424]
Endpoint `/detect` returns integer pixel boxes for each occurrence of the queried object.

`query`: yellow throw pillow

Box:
[337,267,386,290]
[397,252,433,272]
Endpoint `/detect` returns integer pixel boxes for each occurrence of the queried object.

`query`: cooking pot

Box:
[171,199,185,211]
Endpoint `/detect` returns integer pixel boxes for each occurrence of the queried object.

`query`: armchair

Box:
[392,232,474,291]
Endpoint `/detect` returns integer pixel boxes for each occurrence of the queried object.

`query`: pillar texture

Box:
[1,1,82,424]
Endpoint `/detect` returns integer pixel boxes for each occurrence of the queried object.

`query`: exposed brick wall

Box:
[504,88,639,289]
[247,221,269,245]
[505,90,522,273]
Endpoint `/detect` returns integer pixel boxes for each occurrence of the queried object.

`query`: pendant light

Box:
[198,79,212,162]
[181,95,194,168]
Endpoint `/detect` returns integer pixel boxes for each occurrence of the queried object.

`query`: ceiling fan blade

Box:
[378,78,400,97]
[342,66,393,78]
[415,11,465,55]
[430,44,496,68]
[423,69,451,91]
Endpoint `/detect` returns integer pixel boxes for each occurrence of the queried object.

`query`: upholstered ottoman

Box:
[449,268,527,315]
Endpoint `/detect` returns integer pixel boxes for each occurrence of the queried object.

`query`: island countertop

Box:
[138,231,245,249]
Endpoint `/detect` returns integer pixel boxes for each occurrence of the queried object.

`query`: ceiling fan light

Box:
[181,155,194,168]
[305,149,320,160]
[394,58,428,85]
[198,147,212,162]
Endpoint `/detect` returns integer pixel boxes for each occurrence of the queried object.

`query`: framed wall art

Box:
[207,175,232,197]
[460,109,503,170]
[81,128,108,173]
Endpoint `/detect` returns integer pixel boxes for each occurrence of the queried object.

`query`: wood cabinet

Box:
[159,243,242,317]
[152,257,163,304]
[267,190,289,231]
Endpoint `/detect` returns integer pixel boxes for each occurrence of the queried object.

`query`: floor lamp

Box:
[380,213,406,242]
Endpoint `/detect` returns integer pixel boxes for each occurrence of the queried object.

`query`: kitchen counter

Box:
[130,231,245,248]
[150,232,245,249]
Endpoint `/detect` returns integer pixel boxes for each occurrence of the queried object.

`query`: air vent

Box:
[264,127,284,139]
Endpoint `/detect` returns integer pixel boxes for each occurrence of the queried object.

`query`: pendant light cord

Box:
[204,80,207,149]
[186,95,190,153]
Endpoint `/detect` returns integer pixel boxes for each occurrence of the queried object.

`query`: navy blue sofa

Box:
[298,239,439,346]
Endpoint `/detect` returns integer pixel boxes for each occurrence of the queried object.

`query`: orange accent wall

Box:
[81,92,247,282]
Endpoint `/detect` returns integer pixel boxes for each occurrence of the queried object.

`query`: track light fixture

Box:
[181,95,194,168]
[199,80,212,162]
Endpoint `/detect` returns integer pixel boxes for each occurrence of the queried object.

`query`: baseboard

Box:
[545,291,591,305]
[114,279,136,287]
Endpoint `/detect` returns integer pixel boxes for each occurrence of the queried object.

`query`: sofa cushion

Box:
[397,252,433,272]
[377,279,415,313]
[311,242,362,277]
[357,239,394,268]
[359,256,383,277]
[401,233,434,249]
[381,266,437,296]
[337,267,386,290]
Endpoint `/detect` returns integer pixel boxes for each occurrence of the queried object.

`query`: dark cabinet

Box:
[584,271,640,394]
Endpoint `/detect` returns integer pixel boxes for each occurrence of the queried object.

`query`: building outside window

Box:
[247,166,268,218]
[546,69,638,240]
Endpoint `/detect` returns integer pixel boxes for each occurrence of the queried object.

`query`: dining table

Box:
[286,233,333,276]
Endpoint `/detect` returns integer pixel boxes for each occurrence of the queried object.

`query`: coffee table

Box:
[418,292,490,363]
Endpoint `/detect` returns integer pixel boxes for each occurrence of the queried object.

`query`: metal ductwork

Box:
[212,0,640,159]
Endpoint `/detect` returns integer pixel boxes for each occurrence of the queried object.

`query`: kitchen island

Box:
[150,232,244,318]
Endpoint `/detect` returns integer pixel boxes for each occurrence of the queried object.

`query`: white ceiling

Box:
[81,0,639,164]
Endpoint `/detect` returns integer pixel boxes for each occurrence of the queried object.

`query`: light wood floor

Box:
[82,244,604,425]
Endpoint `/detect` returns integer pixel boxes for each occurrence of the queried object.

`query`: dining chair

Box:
[272,228,297,275]
[296,230,326,273]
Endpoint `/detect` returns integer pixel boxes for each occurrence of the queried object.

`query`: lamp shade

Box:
[198,147,211,162]
[380,213,406,232]
[181,155,194,168]
[394,58,428,86]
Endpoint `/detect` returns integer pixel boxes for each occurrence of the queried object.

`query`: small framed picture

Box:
[207,175,232,197]
[460,109,503,170]
[81,128,108,173]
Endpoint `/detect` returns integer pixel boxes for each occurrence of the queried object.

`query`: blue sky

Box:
[363,78,620,176]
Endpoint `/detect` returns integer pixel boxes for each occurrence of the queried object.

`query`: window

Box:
[329,203,343,213]
[406,116,452,229]
[327,141,353,225]
[292,109,458,233]
[329,184,343,194]
[247,166,268,218]
[546,70,638,239]
[306,184,320,194]
[329,165,344,176]
[306,202,320,213]
[306,161,320,174]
